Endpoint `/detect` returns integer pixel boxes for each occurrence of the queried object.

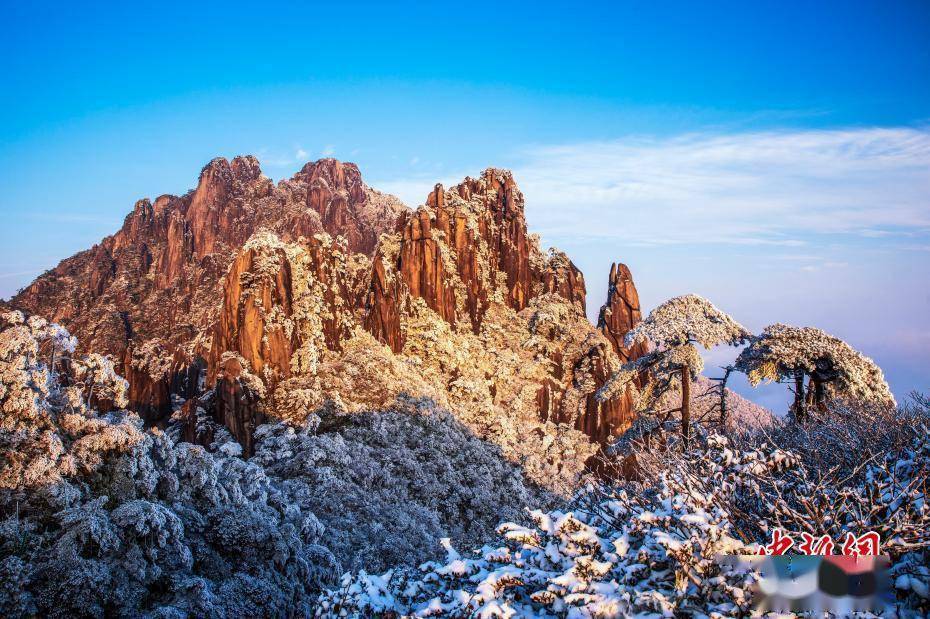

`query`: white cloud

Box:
[508,127,930,246]
[255,146,311,169]
[372,127,930,247]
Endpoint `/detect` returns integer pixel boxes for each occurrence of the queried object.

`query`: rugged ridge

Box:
[365,170,587,352]
[11,156,648,484]
[12,157,405,422]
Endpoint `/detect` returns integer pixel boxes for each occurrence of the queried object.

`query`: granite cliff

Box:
[12,156,656,489]
[13,157,404,420]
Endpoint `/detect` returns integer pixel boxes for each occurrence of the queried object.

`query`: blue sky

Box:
[1,0,928,409]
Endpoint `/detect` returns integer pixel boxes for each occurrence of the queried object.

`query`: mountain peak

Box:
[10,156,649,477]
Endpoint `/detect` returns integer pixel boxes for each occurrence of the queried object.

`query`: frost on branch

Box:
[130,339,176,383]
[73,353,130,409]
[624,294,750,351]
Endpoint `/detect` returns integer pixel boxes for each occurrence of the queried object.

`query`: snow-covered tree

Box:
[599,295,749,445]
[72,352,130,410]
[735,323,895,420]
[250,396,556,573]
[321,395,930,618]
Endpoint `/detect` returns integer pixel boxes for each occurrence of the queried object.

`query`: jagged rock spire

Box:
[10,156,654,455]
[597,262,647,363]
[11,155,406,421]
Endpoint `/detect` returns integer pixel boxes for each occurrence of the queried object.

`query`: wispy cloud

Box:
[373,127,930,248]
[800,261,848,272]
[509,127,930,247]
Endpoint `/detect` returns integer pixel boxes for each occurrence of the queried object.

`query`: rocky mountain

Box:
[10,155,749,490]
[13,157,404,421]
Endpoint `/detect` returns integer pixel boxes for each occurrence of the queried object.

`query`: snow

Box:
[736,322,896,406]
[320,411,930,617]
[2,307,928,617]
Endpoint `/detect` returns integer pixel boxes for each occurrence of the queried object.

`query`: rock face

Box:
[10,156,651,478]
[209,239,299,385]
[212,354,266,457]
[353,169,644,451]
[299,158,392,256]
[12,157,404,423]
[597,263,647,363]
[365,170,588,352]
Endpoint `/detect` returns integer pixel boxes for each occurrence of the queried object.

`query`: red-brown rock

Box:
[597,262,648,363]
[207,233,358,386]
[11,156,652,454]
[365,169,583,352]
[11,156,405,422]
[213,355,265,456]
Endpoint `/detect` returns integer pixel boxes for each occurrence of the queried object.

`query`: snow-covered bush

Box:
[0,313,340,617]
[72,352,130,409]
[630,398,930,616]
[321,395,930,618]
[317,437,758,617]
[251,396,556,573]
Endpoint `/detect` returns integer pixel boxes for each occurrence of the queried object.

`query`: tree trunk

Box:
[719,367,733,429]
[680,365,690,447]
[813,377,826,411]
[793,369,806,422]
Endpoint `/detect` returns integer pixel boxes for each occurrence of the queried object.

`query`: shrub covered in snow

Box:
[0,311,340,617]
[317,437,760,617]
[320,396,930,618]
[1,312,554,616]
[251,397,555,573]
